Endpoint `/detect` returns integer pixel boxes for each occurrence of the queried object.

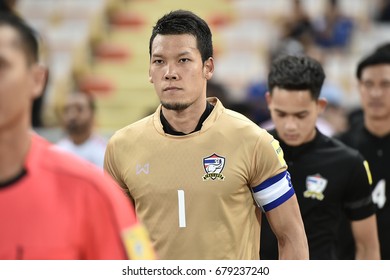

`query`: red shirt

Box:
[0,134,154,260]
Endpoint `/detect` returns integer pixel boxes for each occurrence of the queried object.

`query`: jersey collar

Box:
[153,97,224,136]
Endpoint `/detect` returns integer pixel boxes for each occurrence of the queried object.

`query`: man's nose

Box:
[368,86,384,98]
[284,117,298,130]
[164,64,178,80]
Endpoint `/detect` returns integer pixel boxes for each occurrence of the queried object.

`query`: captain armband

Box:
[252,171,295,212]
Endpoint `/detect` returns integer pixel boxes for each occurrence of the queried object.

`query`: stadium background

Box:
[13,0,390,140]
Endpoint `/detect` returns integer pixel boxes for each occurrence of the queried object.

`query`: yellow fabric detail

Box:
[363,160,373,186]
[122,224,156,260]
[271,139,286,167]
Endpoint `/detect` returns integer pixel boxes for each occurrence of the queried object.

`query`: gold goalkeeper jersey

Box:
[104,98,292,260]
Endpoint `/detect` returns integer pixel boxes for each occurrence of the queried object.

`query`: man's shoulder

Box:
[31,135,106,185]
[111,115,154,142]
[36,142,132,221]
[56,137,72,147]
[221,108,268,136]
[319,133,364,164]
[223,108,255,124]
[88,133,107,151]
[335,123,365,145]
[47,147,103,179]
[44,145,126,199]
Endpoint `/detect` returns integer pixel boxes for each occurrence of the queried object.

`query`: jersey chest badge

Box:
[202,153,225,181]
[303,174,327,201]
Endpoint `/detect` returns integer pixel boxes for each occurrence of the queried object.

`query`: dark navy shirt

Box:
[337,123,390,259]
[261,128,375,260]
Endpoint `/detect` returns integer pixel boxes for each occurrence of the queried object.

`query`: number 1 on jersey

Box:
[177,190,186,228]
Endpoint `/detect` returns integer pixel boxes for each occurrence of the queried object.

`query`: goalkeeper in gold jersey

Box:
[104,9,308,260]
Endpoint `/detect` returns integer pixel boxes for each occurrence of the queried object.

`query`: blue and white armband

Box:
[252,171,295,212]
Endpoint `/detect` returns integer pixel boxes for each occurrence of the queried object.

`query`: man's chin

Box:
[66,126,84,135]
[282,138,303,147]
[161,102,190,111]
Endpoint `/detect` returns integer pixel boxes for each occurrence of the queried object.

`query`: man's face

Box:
[267,87,325,146]
[358,64,390,121]
[149,34,213,111]
[61,94,94,135]
[0,25,37,130]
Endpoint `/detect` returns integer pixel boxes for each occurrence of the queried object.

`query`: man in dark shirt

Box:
[337,45,390,259]
[260,54,380,259]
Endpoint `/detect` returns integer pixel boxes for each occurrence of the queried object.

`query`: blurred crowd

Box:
[1,0,388,139]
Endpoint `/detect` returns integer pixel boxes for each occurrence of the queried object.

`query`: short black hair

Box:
[356,44,390,80]
[268,55,325,99]
[149,9,213,63]
[0,12,39,64]
[374,42,390,54]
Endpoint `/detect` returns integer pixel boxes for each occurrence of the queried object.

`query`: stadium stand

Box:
[13,0,390,138]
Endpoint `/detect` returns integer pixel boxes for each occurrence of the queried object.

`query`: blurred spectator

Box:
[317,83,348,136]
[312,0,354,51]
[206,79,231,107]
[246,1,316,126]
[282,0,315,49]
[208,79,256,122]
[308,46,348,135]
[375,0,390,22]
[245,80,270,124]
[56,91,107,169]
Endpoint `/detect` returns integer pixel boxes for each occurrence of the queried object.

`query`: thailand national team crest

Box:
[303,174,328,201]
[202,153,225,181]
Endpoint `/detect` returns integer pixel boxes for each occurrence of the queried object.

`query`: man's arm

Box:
[351,215,380,259]
[265,195,309,260]
[104,138,132,198]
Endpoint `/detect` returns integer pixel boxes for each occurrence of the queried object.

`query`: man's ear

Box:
[317,98,328,114]
[265,91,272,105]
[148,67,153,84]
[31,64,48,99]
[203,57,214,80]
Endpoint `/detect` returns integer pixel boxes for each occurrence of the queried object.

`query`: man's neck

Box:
[161,101,207,134]
[0,124,30,182]
[69,131,92,145]
[365,117,390,137]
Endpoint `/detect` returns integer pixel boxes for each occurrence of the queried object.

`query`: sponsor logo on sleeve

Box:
[271,139,286,167]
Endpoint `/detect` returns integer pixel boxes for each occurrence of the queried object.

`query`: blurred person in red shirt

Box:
[0,12,155,260]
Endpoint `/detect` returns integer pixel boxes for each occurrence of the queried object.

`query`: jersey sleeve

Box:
[104,136,131,198]
[82,173,156,260]
[249,131,294,212]
[343,154,376,220]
